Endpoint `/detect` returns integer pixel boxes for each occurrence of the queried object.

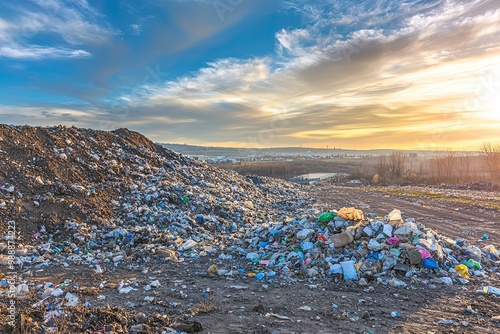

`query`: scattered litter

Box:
[478,286,500,295]
[265,313,292,321]
[1,125,500,333]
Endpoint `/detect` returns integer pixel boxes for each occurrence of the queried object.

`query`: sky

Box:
[1,0,500,150]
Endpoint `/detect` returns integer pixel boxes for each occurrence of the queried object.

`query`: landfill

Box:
[1,125,500,333]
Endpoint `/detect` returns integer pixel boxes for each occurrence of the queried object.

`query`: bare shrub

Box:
[375,151,408,183]
[480,142,500,181]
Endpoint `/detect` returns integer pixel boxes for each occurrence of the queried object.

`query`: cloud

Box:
[0,44,91,59]
[3,0,500,149]
[0,105,103,126]
[130,24,142,36]
[21,0,116,44]
[114,0,500,148]
[0,0,116,59]
[133,57,272,104]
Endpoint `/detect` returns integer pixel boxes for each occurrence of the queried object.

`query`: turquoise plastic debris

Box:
[465,259,482,270]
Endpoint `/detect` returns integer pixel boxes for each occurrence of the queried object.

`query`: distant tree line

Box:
[364,143,500,186]
[219,143,500,188]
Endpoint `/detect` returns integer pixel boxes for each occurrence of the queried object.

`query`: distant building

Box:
[289,172,338,185]
[187,155,209,161]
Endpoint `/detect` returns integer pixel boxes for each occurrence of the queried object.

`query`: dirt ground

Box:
[3,185,500,334]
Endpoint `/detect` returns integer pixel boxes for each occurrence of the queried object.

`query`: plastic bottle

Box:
[266,271,277,278]
[478,286,500,295]
[179,239,196,251]
[255,273,265,280]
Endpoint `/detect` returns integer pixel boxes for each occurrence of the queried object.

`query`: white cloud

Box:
[130,24,142,36]
[0,0,116,59]
[128,58,272,105]
[116,0,500,148]
[0,105,103,127]
[0,44,91,59]
[276,28,311,53]
[24,0,116,44]
[0,18,9,41]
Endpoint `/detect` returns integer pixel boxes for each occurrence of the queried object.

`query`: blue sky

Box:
[1,0,500,149]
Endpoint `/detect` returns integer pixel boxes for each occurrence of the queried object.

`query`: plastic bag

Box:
[337,207,364,221]
[340,260,358,280]
[387,237,400,245]
[422,257,439,269]
[465,259,482,270]
[318,212,335,223]
[454,264,470,278]
[418,247,432,259]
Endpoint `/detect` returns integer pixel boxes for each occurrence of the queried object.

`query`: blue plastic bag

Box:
[422,257,439,269]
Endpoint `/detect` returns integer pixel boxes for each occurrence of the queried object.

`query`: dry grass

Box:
[358,186,500,209]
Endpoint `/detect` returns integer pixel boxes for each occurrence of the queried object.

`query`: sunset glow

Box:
[1,1,500,149]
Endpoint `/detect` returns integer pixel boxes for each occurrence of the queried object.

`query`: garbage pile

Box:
[224,207,500,287]
[1,125,498,286]
[0,124,309,243]
[2,125,500,333]
[0,124,313,272]
[0,125,313,332]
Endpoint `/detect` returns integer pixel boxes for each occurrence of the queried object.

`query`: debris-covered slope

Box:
[0,124,308,243]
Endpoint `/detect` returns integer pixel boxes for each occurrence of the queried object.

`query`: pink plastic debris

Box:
[418,247,432,259]
[386,237,400,245]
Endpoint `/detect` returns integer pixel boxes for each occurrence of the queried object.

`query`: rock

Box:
[207,264,218,276]
[174,321,203,333]
[358,278,368,286]
[156,247,177,259]
[253,304,266,313]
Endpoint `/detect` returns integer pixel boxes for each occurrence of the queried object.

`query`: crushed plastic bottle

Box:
[477,286,500,295]
[255,273,265,280]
